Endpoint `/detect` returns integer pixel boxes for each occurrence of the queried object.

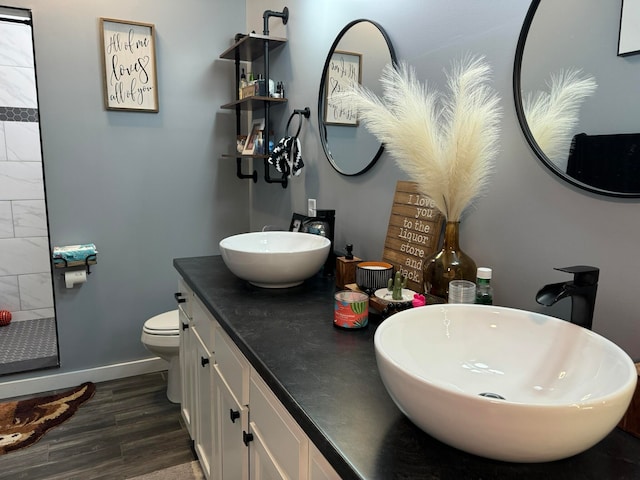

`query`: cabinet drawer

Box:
[249,371,308,479]
[192,295,215,353]
[215,325,250,405]
[176,277,193,319]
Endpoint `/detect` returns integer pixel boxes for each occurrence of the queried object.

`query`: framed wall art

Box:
[243,119,265,155]
[100,18,159,112]
[618,0,640,56]
[323,50,362,126]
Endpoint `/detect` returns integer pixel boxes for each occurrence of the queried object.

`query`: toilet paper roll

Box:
[65,270,87,288]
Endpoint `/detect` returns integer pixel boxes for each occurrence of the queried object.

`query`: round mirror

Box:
[318,19,397,176]
[514,0,640,197]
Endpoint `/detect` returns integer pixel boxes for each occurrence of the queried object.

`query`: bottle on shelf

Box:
[255,131,264,155]
[256,74,266,96]
[475,267,493,305]
[239,68,247,98]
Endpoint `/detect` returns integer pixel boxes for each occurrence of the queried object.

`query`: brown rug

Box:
[0,382,95,454]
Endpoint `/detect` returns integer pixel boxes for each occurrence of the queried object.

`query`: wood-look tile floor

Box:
[0,372,197,480]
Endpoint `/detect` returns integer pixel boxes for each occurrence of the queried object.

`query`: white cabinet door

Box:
[195,331,214,480]
[177,279,195,438]
[248,422,287,480]
[213,364,249,480]
[179,313,196,438]
[249,371,309,480]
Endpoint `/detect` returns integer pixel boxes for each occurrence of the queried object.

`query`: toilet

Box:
[141,310,181,403]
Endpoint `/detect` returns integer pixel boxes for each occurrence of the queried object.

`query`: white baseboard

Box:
[0,357,168,399]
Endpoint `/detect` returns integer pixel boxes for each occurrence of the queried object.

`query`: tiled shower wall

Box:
[0,17,54,322]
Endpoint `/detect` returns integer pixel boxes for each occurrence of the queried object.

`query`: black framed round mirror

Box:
[318,19,397,176]
[514,0,640,198]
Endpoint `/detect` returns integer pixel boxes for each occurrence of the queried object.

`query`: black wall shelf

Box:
[218,9,290,188]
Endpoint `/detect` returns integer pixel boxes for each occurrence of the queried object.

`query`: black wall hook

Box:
[286,107,311,138]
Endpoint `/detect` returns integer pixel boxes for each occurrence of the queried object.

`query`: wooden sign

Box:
[382,181,445,293]
[100,18,159,112]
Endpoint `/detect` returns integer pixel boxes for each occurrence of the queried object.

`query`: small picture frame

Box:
[289,213,307,232]
[242,119,265,155]
[100,18,159,112]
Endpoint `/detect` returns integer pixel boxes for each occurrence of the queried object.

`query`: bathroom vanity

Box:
[174,256,640,480]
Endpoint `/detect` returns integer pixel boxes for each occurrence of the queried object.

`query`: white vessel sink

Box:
[374,304,637,462]
[219,231,331,288]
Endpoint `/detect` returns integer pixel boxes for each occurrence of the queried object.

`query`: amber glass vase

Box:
[423,221,477,301]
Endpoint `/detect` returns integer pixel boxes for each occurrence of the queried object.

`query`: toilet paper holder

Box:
[53,244,98,275]
[53,254,97,274]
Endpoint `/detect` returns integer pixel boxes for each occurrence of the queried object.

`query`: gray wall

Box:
[247,0,640,360]
[3,0,638,387]
[2,0,249,382]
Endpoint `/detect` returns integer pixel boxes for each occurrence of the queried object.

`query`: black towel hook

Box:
[286,107,311,138]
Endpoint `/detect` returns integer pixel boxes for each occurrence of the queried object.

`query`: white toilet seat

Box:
[143,310,179,336]
[143,326,179,336]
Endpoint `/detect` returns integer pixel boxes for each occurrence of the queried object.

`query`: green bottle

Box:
[475,267,493,305]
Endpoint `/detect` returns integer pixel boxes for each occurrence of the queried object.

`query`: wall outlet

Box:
[308,198,317,217]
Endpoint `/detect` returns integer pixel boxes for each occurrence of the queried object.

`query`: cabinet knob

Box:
[200,357,210,367]
[229,409,240,423]
[181,322,189,330]
[174,292,186,304]
[243,431,254,446]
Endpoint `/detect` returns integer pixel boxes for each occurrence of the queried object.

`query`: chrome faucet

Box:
[535,266,600,330]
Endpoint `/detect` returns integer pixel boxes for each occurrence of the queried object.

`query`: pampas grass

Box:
[523,69,597,172]
[345,56,502,221]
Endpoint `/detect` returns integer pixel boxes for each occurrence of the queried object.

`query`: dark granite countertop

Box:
[174,256,640,480]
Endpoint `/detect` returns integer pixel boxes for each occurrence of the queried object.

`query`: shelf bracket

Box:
[262,7,289,35]
[236,158,257,183]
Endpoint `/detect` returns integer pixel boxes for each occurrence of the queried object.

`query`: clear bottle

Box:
[475,267,493,305]
[255,131,264,154]
[239,68,247,98]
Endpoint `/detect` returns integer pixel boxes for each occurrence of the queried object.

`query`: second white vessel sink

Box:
[374,304,637,462]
